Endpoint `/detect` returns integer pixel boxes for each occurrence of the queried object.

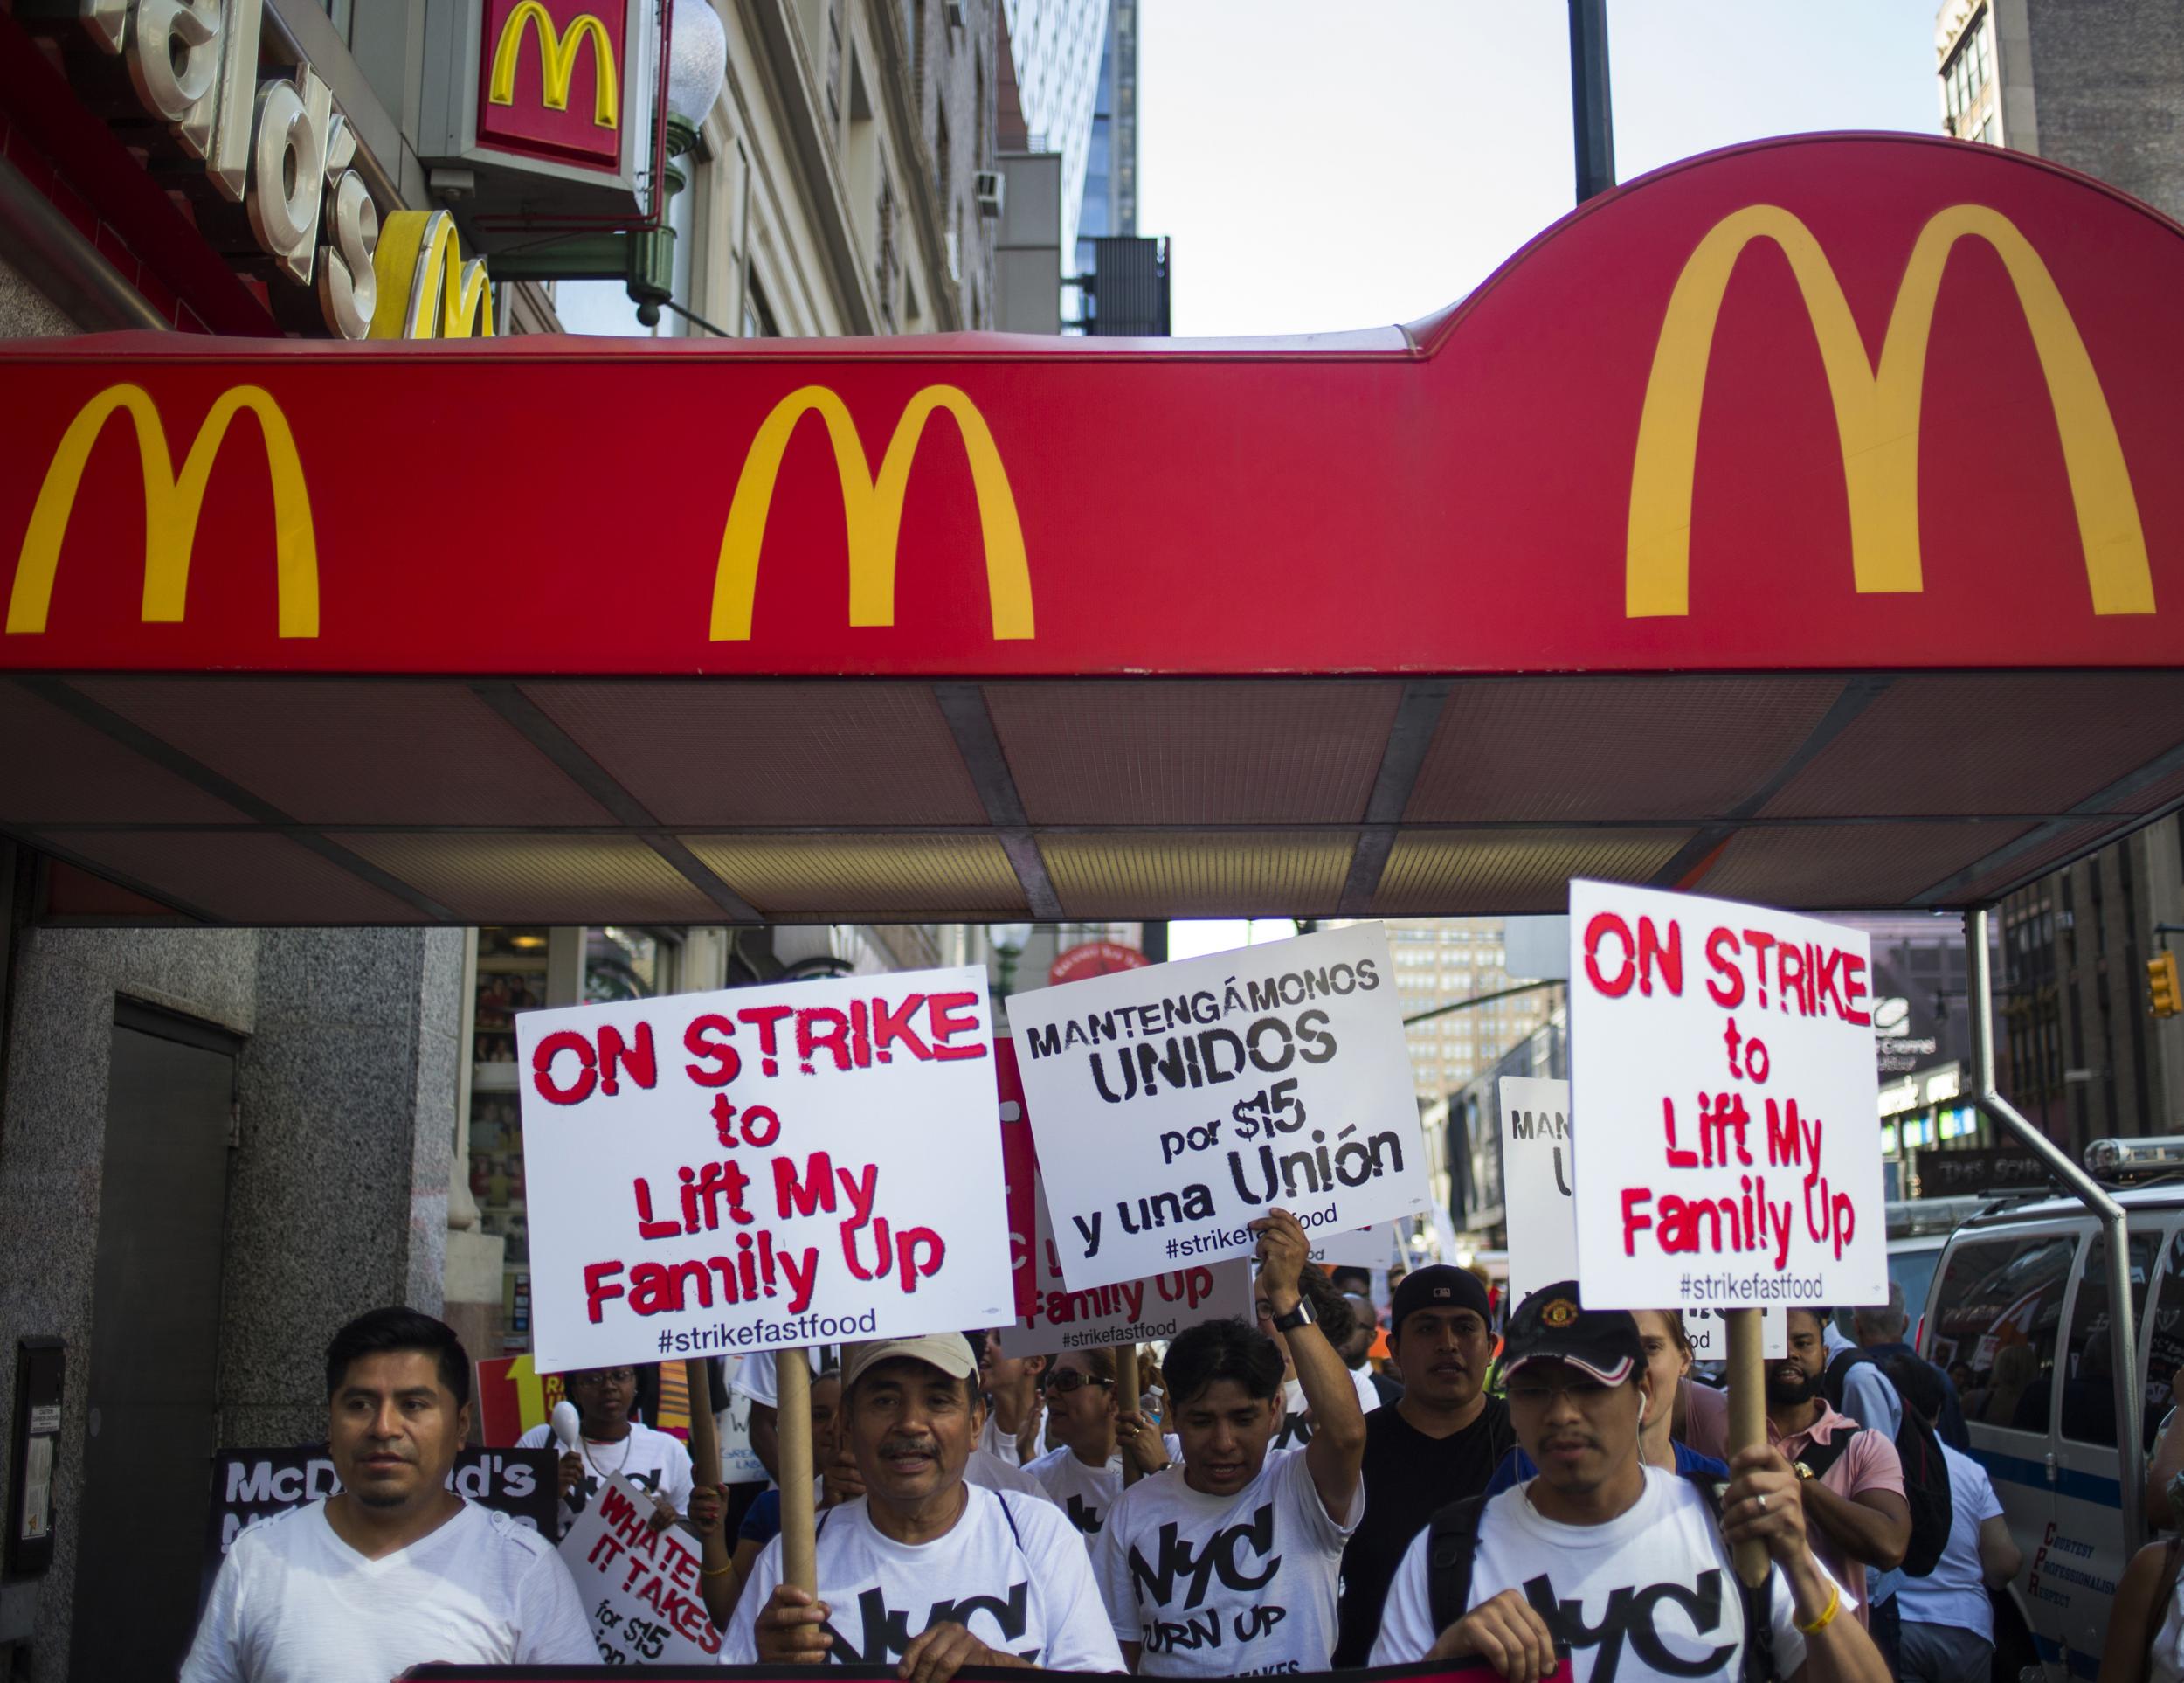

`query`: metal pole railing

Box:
[1965,905,2142,1546]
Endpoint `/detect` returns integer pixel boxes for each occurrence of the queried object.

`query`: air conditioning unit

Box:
[943,0,966,25]
[974,170,1004,218]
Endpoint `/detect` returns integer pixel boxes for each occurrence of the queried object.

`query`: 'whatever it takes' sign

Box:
[517,967,1012,1371]
[1567,882,1885,1313]
[1009,924,1426,1292]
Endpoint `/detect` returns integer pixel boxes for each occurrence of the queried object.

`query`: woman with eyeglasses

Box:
[515,1364,695,1535]
[1025,1349,1181,1539]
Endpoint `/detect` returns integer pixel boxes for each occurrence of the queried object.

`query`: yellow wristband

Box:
[702,1562,737,1578]
[1794,1580,1841,1635]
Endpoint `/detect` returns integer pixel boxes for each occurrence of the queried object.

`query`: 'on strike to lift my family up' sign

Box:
[1008,924,1426,1292]
[1567,881,1886,1313]
[516,967,1012,1372]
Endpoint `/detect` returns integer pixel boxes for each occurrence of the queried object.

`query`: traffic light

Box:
[2150,952,2181,1018]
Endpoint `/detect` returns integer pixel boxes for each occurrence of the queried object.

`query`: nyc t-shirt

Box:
[515,1420,695,1534]
[1095,1445,1364,1676]
[1371,1468,1847,1681]
[968,1446,1060,1506]
[1027,1437,1185,1537]
[182,1499,595,1682]
[722,1485,1122,1671]
[1333,1397,1513,1666]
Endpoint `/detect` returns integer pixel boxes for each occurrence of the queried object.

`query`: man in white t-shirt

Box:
[727,1333,1122,1677]
[183,1307,595,1681]
[1095,1208,1367,1676]
[1371,1283,1891,1682]
[1026,1347,1181,1537]
[515,1363,695,1535]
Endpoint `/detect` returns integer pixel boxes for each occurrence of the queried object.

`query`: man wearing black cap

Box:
[1331,1264,1510,1666]
[1372,1284,1890,1682]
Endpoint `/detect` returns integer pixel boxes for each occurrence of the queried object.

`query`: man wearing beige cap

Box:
[723,1333,1123,1678]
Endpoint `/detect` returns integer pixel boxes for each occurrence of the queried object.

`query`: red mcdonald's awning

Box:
[4,134,2184,925]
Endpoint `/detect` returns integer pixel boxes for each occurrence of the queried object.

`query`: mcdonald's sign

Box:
[710,385,1036,642]
[370,211,495,339]
[4,384,319,640]
[474,0,627,171]
[1626,203,2155,620]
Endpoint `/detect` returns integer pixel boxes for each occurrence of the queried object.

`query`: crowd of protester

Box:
[182,1215,2079,1682]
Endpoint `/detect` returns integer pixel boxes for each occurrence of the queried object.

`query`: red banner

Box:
[5,136,2184,682]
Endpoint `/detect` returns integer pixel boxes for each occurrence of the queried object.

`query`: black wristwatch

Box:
[1270,1298,1314,1333]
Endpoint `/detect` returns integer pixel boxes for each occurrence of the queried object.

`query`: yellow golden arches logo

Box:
[369,211,494,340]
[1626,203,2153,619]
[710,384,1036,641]
[7,384,318,639]
[488,2,619,128]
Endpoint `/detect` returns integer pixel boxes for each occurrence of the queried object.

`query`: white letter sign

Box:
[1567,881,1885,1312]
[518,966,1013,1371]
[1010,923,1427,1292]
[1499,1077,1577,1306]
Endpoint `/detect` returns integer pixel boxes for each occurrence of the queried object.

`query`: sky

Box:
[1137,2,1944,337]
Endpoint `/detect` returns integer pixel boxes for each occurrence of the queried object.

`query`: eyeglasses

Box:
[570,1368,637,1389]
[1505,1377,1613,1408]
[1045,1371,1114,1396]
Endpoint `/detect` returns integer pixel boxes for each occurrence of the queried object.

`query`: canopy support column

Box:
[1965,904,2142,1546]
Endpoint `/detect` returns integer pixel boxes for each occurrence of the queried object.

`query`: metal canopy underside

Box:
[9,670,2177,925]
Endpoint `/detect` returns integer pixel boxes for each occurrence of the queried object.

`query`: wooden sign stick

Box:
[1116,1341,1143,1486]
[1724,1308,1769,1589]
[777,1347,817,1594]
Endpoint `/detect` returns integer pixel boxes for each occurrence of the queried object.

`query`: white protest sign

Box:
[1499,1077,1577,1306]
[517,966,1013,1371]
[715,1365,767,1484]
[1568,881,1885,1312]
[1010,923,1427,1291]
[1012,1172,1255,1355]
[558,1473,721,1662]
[1684,1304,1787,1361]
[1312,1221,1406,1271]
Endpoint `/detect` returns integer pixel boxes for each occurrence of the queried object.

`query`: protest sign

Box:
[1499,1077,1576,1306]
[1684,1304,1787,1361]
[203,1446,555,1603]
[516,966,1013,1371]
[1567,881,1886,1312]
[558,1472,721,1662]
[1011,923,1426,1291]
[1013,1169,1254,1354]
[998,1037,1040,1317]
[715,1361,768,1483]
[475,1353,565,1445]
[1312,1220,1405,1271]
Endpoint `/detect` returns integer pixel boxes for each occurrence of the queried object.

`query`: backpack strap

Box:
[1820,1347,1867,1413]
[1789,1426,1859,1482]
[1425,1493,1491,1638]
[1683,1468,1779,1683]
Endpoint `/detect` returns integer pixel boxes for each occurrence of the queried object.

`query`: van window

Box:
[1926,1232,2077,1434]
[2060,1231,2157,1446]
[2140,1226,2184,1449]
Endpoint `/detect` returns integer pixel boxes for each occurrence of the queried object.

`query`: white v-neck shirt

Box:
[182,1499,595,1681]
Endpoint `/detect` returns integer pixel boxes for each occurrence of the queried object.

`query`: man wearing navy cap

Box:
[1332,1264,1511,1665]
[1372,1283,1890,1682]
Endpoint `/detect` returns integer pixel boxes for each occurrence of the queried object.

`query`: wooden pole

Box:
[684,1358,722,1488]
[777,1347,817,1594]
[1724,1308,1768,1588]
[1116,1342,1143,1486]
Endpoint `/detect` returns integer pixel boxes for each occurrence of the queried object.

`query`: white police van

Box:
[1916,1145,2184,1681]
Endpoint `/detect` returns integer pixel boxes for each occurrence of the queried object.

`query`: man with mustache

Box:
[726,1333,1121,1679]
[1371,1285,1891,1682]
[1766,1308,1910,1633]
[1332,1264,1510,1666]
[183,1309,596,1680]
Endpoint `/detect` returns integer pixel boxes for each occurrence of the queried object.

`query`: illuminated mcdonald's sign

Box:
[1626,203,2154,619]
[370,211,494,340]
[710,385,1035,641]
[6,384,319,640]
[488,2,619,128]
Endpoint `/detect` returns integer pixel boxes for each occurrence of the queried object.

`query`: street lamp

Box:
[494,0,729,327]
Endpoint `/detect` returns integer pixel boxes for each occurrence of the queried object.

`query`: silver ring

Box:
[1755,1493,1768,1512]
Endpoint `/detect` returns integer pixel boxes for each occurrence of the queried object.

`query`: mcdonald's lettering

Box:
[488,2,619,128]
[370,211,494,340]
[1625,203,2154,619]
[711,385,1035,641]
[6,384,319,640]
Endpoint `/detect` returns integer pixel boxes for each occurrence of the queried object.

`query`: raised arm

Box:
[1253,1208,1365,1519]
